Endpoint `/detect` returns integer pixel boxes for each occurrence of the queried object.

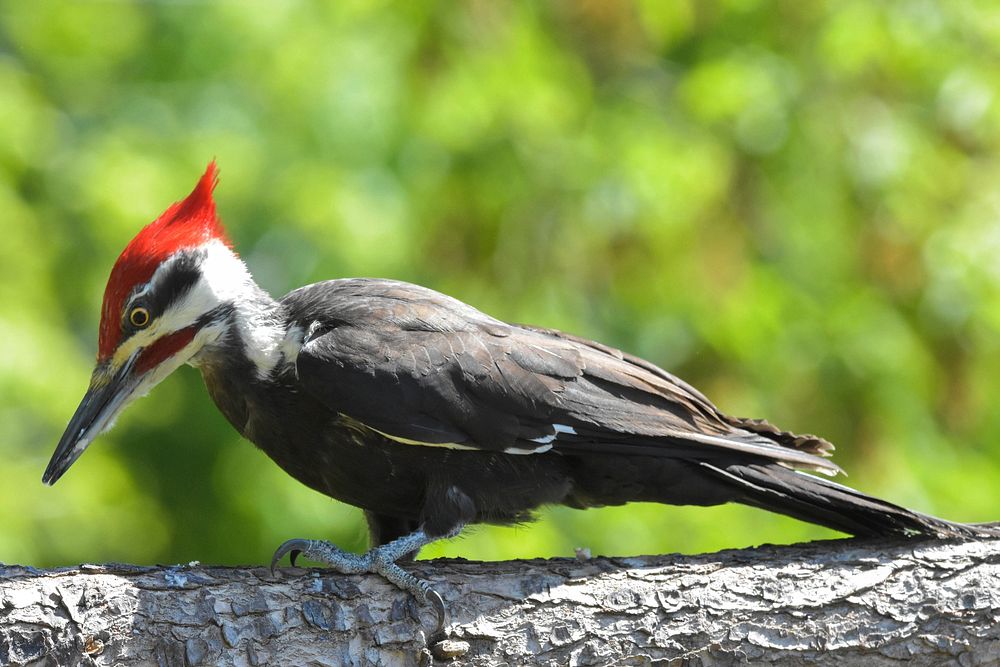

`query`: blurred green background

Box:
[2,0,1000,568]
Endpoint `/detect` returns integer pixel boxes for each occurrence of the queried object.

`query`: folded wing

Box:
[288,279,840,475]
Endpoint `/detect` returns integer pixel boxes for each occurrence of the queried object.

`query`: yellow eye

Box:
[129,307,150,328]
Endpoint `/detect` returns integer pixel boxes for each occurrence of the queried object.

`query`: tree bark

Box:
[1,538,999,666]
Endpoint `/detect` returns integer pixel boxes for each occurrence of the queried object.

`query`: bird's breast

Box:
[198,356,577,524]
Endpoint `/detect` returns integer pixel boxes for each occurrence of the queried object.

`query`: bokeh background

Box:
[2,1,1000,568]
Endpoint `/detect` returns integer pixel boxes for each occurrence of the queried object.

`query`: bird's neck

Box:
[189,243,303,378]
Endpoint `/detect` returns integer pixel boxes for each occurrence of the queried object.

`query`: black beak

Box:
[44,354,141,485]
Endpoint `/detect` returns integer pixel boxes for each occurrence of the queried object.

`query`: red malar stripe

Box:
[136,326,198,374]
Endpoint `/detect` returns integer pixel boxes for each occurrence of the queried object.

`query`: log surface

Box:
[2,538,999,666]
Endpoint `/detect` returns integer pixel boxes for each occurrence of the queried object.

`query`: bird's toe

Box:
[270,538,315,573]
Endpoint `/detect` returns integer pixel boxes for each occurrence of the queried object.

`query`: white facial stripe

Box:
[191,240,256,302]
[149,240,250,336]
[193,241,295,377]
[129,282,152,301]
[113,240,297,379]
[109,249,217,371]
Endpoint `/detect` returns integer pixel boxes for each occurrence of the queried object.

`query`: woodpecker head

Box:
[44,162,255,484]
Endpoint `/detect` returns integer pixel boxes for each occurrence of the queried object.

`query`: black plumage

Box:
[194,277,982,546]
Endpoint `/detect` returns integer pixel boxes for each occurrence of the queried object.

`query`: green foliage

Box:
[1,1,999,567]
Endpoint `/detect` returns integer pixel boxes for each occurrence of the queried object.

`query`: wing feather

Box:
[286,279,840,473]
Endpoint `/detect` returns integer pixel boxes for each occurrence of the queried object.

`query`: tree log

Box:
[1,538,999,666]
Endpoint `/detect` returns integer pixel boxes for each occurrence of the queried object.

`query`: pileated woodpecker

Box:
[46,163,992,632]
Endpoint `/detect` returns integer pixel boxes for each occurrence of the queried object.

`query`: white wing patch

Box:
[505,444,553,455]
[530,423,577,444]
[360,418,574,456]
[508,424,577,454]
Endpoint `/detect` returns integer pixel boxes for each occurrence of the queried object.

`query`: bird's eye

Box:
[129,307,151,328]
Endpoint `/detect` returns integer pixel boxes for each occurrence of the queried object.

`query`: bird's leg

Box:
[271,524,464,636]
[270,538,371,573]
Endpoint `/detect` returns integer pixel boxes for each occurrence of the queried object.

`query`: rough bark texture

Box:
[2,538,999,666]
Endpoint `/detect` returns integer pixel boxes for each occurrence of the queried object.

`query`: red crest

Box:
[98,162,231,361]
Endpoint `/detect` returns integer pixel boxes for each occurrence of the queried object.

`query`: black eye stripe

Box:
[146,254,201,315]
[118,250,204,342]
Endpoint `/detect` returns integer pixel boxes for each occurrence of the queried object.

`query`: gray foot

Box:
[270,528,459,636]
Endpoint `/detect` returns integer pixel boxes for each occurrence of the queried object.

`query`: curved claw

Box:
[424,587,448,638]
[270,538,312,574]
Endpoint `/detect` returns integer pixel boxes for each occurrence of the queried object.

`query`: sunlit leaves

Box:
[2,0,999,566]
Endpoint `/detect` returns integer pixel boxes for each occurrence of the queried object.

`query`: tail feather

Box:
[699,461,997,539]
